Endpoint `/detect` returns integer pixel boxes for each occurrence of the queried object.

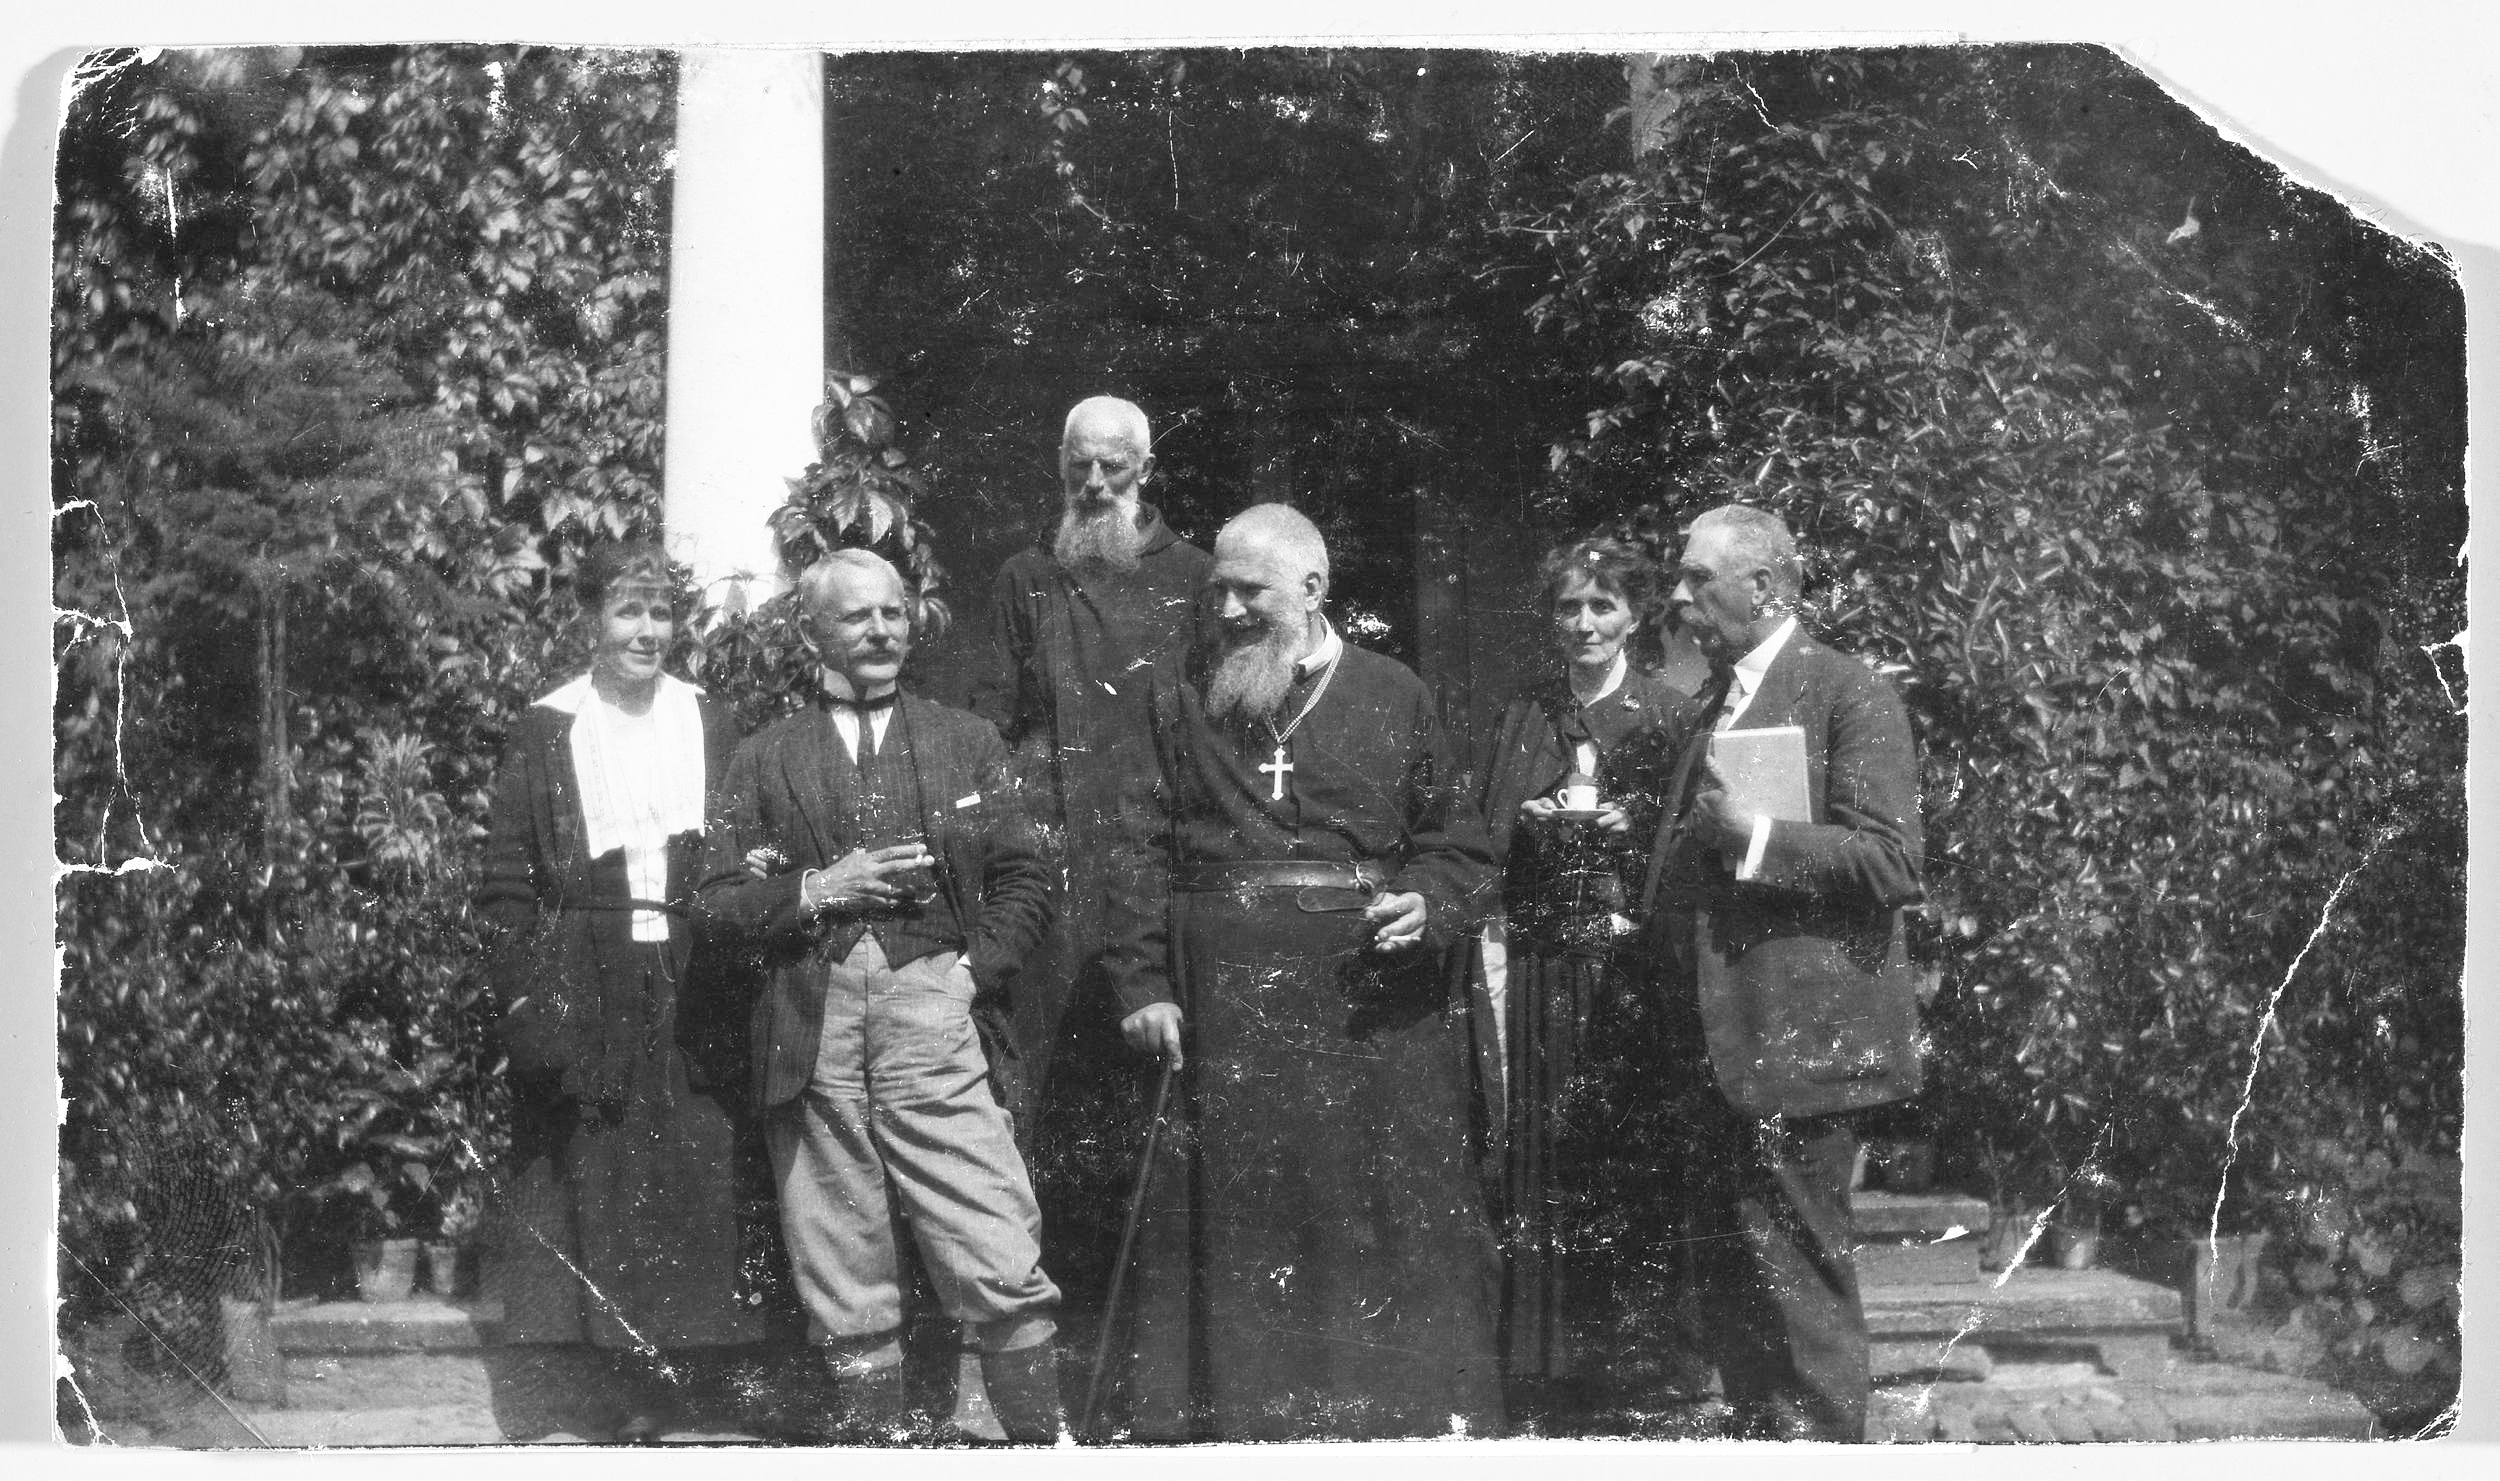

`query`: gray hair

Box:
[1689,504,1802,601]
[1217,502,1330,594]
[796,547,906,614]
[1062,395,1153,453]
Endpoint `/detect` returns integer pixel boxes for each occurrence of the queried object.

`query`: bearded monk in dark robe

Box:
[977,396,1211,1125]
[1100,503,1503,1442]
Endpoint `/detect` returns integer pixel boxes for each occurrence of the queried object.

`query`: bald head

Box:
[1206,503,1330,694]
[1205,505,1331,720]
[1214,503,1330,592]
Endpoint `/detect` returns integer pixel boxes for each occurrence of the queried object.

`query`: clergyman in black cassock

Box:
[1100,504,1503,1442]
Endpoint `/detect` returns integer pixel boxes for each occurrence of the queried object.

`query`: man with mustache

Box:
[978,397,1212,1130]
[1633,503,1926,1441]
[1100,503,1503,1441]
[698,550,1064,1443]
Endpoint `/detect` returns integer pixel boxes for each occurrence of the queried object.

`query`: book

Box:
[1708,725,1811,822]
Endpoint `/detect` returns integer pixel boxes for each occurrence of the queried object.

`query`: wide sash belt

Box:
[1171,861,1384,894]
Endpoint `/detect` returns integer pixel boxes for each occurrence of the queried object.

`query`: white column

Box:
[663,49,825,613]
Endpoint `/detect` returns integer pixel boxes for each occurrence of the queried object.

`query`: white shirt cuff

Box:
[1734,814,1774,881]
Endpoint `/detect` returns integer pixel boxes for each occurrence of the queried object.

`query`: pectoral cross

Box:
[1258,745,1295,801]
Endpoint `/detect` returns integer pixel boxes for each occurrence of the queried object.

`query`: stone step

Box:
[1857,1236,1985,1287]
[269,1297,505,1354]
[1865,1266,2184,1382]
[249,1312,1008,1444]
[1852,1189,1991,1242]
[1853,1189,1993,1288]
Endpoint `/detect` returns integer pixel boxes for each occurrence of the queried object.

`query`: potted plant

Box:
[423,1183,484,1300]
[304,1057,464,1303]
[2049,1197,2105,1270]
[308,1158,426,1302]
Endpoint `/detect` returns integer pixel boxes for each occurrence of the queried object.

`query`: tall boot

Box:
[835,1363,916,1444]
[821,1339,915,1444]
[978,1342,1066,1445]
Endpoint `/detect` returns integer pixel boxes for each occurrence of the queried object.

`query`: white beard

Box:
[1052,502,1144,573]
[1204,623,1302,726]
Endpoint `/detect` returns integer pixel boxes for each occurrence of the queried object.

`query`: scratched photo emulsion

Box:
[53,42,2464,1447]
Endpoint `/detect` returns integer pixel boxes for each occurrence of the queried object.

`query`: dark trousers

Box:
[1668,1086,1866,1441]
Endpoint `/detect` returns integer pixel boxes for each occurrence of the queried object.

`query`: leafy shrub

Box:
[688,375,952,729]
[2241,1142,2460,1433]
[56,47,674,1339]
[1513,49,2463,1256]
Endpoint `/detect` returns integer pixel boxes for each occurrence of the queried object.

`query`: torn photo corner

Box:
[44,32,2469,1449]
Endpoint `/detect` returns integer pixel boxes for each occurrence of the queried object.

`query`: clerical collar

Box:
[1295,620,1343,680]
[1727,615,1799,697]
[820,669,900,710]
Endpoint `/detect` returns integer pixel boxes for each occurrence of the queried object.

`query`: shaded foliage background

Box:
[1497,51,2463,1418]
[54,43,2461,1421]
[55,45,678,1352]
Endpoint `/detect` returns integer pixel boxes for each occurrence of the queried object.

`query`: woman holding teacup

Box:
[1472,536,1704,1421]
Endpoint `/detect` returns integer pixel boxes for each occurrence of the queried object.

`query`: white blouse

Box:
[537,673,707,941]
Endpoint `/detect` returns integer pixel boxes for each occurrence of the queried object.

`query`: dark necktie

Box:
[833,691,896,769]
[1678,669,1739,817]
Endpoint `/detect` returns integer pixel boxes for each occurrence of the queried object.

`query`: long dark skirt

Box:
[1501,945,1681,1389]
[487,947,764,1351]
[1114,893,1503,1442]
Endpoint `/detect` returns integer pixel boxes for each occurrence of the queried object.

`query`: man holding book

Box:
[1634,503,1927,1441]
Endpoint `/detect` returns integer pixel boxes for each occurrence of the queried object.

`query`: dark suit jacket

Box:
[695,692,1056,1114]
[1637,630,1926,1120]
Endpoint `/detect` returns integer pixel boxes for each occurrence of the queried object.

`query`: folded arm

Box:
[694,743,817,964]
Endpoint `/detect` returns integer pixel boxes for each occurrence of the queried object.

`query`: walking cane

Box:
[1079,1055,1177,1441]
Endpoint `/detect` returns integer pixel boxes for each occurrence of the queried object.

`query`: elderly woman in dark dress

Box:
[476,542,765,1440]
[1475,537,1702,1421]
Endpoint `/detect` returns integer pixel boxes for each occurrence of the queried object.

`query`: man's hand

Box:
[801,843,935,916]
[1690,761,1762,855]
[1122,1003,1185,1068]
[1362,890,1428,952]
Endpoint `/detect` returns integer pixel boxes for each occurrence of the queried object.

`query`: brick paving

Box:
[64,1284,2381,1447]
[78,1353,2379,1447]
[1870,1353,2377,1443]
